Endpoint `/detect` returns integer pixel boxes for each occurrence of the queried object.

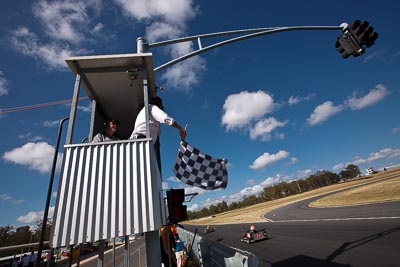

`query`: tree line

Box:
[0,220,52,258]
[187,164,361,220]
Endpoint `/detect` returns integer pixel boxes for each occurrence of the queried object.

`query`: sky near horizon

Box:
[0,0,399,229]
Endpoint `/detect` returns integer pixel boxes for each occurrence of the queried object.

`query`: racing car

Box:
[241,225,269,244]
[204,225,215,234]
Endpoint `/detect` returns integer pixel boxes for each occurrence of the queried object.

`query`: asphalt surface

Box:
[184,179,400,267]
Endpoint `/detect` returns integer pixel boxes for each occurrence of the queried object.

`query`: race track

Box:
[184,186,400,267]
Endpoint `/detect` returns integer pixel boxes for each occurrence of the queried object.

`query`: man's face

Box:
[107,121,119,132]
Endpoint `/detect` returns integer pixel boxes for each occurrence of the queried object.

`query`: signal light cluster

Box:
[166,189,187,224]
[335,20,378,59]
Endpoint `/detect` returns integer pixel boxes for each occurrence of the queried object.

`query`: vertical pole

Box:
[296,180,302,193]
[36,117,69,267]
[68,245,73,267]
[112,238,116,267]
[65,74,81,145]
[137,37,147,53]
[97,240,104,267]
[89,99,97,142]
[48,248,54,267]
[143,79,150,139]
[124,236,129,267]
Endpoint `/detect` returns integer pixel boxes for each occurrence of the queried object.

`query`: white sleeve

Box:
[150,105,175,126]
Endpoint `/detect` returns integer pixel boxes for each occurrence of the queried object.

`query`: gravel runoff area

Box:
[186,168,400,225]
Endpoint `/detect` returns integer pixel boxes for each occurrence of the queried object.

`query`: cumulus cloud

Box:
[43,120,60,127]
[0,194,13,201]
[307,101,343,126]
[249,150,289,170]
[33,0,94,43]
[114,0,197,24]
[7,0,111,69]
[296,169,312,178]
[288,93,315,106]
[18,133,44,142]
[114,0,201,90]
[306,84,390,126]
[0,71,9,96]
[345,84,390,110]
[246,179,257,186]
[187,173,294,211]
[332,163,345,171]
[222,91,276,130]
[0,194,25,205]
[8,0,201,87]
[288,157,299,165]
[226,174,287,204]
[249,117,287,141]
[8,26,87,69]
[333,147,400,171]
[17,206,54,224]
[160,57,206,92]
[2,142,63,174]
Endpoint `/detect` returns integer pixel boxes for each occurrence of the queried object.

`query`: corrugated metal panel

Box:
[50,140,165,248]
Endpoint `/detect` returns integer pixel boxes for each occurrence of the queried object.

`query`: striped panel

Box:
[50,140,165,248]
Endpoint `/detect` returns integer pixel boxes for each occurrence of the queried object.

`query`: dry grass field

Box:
[186,168,400,225]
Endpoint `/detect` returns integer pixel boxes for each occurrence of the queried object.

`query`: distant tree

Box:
[216,201,229,213]
[0,225,14,246]
[340,164,361,180]
[242,195,258,207]
[32,219,52,243]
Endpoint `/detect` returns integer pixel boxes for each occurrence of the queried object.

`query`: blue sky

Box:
[1,0,399,228]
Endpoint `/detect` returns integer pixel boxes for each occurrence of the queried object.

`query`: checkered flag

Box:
[173,141,228,190]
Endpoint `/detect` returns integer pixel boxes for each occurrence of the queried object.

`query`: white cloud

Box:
[2,142,63,174]
[226,174,287,204]
[249,150,289,170]
[362,51,385,63]
[187,173,293,211]
[0,194,25,205]
[333,147,400,170]
[246,179,257,186]
[249,117,287,141]
[393,128,400,134]
[345,84,390,110]
[160,57,207,92]
[145,21,183,43]
[114,0,201,90]
[32,0,102,43]
[332,163,345,171]
[0,71,9,96]
[151,26,206,90]
[0,194,13,201]
[8,27,87,69]
[43,120,60,128]
[296,169,312,178]
[114,0,198,25]
[307,101,343,126]
[288,93,315,106]
[18,133,44,142]
[222,91,276,130]
[288,157,299,165]
[17,206,54,224]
